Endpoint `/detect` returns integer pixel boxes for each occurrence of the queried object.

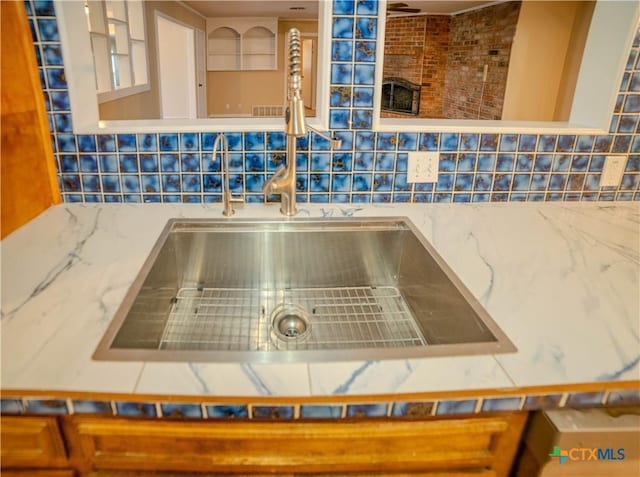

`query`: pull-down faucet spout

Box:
[263,28,340,216]
[285,28,306,138]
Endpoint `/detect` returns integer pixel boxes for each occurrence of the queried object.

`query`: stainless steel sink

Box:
[93,218,516,362]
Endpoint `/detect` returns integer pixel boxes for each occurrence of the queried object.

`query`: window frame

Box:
[85,0,151,104]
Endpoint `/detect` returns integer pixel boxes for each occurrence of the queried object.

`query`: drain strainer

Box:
[270,303,312,347]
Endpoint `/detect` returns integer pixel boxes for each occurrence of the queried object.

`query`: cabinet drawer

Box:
[71,414,524,474]
[0,416,68,468]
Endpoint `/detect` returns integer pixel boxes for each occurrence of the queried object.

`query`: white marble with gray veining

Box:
[1,203,638,397]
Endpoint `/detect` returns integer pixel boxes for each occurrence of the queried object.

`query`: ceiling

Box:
[181,1,501,19]
[182,1,319,19]
[387,1,499,16]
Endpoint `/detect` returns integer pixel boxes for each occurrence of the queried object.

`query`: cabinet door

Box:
[69,414,524,474]
[0,416,68,469]
[0,0,60,238]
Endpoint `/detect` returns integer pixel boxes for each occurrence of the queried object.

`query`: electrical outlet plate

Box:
[601,155,627,187]
[407,152,439,183]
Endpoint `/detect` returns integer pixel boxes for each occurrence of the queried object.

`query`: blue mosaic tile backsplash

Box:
[27,1,640,204]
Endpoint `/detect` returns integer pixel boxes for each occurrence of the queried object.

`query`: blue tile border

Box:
[607,389,640,405]
[566,391,605,408]
[206,404,249,419]
[115,401,157,418]
[251,405,294,419]
[346,403,388,417]
[3,386,639,420]
[72,400,112,414]
[522,394,563,411]
[435,399,477,416]
[481,397,522,413]
[161,403,203,419]
[1,399,24,414]
[300,405,343,418]
[24,399,68,415]
[390,401,434,417]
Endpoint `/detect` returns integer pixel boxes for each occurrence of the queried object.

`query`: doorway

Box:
[286,34,317,116]
[301,37,317,112]
[155,13,197,119]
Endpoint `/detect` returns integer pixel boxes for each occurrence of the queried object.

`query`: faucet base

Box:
[280,206,297,217]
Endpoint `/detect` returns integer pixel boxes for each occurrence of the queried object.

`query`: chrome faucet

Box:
[213,133,243,217]
[263,28,341,216]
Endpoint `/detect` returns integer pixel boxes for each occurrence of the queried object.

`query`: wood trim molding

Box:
[2,380,638,405]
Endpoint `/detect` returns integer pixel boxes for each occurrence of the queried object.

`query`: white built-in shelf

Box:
[206,18,277,71]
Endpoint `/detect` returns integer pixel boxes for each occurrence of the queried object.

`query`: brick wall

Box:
[383,4,519,121]
[420,16,450,118]
[382,15,451,118]
[383,16,425,86]
[443,2,521,120]
[382,16,425,118]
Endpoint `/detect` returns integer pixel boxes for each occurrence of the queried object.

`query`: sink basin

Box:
[93,218,515,362]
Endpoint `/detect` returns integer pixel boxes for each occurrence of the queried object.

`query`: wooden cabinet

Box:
[1,412,527,476]
[0,417,69,469]
[206,18,277,71]
[0,0,61,238]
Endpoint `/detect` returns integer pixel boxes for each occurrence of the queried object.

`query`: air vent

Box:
[252,105,284,117]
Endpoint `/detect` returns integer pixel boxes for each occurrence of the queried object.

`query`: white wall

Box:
[502,1,590,121]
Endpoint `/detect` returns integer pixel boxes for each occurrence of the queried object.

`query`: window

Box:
[84,0,149,102]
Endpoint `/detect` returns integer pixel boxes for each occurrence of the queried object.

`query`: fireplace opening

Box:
[381,78,420,115]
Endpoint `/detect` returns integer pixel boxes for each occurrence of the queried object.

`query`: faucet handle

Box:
[306,125,342,149]
[262,165,287,194]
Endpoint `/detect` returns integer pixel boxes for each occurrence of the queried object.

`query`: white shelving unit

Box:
[206,18,277,71]
[207,26,241,70]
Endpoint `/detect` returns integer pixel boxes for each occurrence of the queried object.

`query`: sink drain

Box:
[270,303,311,346]
[277,315,307,338]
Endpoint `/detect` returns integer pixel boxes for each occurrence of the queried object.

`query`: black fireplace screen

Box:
[381,78,420,115]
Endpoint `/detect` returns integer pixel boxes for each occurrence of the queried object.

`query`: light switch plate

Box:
[600,155,627,187]
[407,152,439,183]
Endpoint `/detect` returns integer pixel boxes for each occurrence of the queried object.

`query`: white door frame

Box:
[195,28,207,118]
[302,35,317,110]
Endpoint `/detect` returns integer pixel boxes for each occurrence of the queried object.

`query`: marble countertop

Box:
[1,203,638,397]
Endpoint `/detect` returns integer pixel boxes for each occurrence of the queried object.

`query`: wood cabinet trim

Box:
[3,379,637,405]
[2,471,74,477]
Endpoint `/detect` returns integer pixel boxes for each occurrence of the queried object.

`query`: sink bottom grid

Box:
[159,286,427,352]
